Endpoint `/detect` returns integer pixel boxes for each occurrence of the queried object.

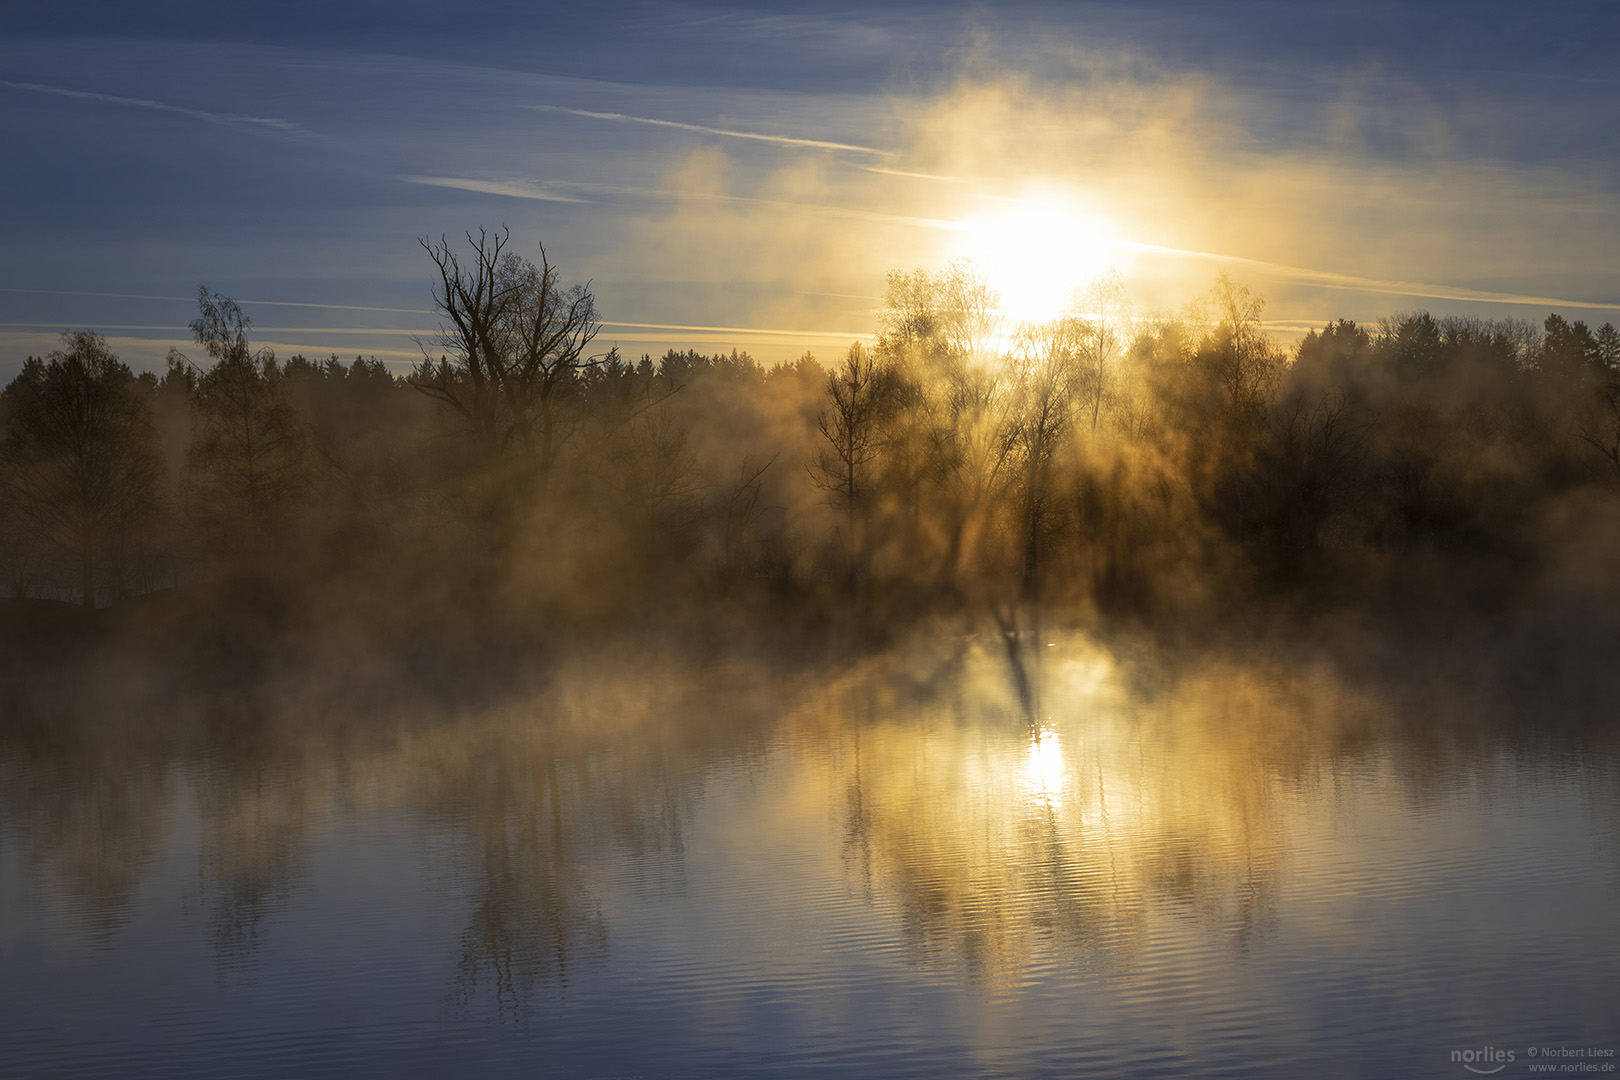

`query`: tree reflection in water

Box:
[0,658,785,1010]
[797,636,1426,984]
[1,630,1615,1031]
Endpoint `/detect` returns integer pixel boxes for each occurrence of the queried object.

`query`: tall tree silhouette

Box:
[811,343,885,580]
[0,332,161,606]
[183,290,313,551]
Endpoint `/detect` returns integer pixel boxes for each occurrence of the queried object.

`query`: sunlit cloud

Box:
[526,104,889,156]
[0,80,300,131]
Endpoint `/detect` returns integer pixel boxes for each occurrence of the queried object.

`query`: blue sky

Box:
[2,1,1617,377]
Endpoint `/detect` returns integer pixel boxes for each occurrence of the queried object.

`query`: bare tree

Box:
[410,228,514,452]
[720,453,778,582]
[501,248,601,478]
[409,228,602,482]
[1574,377,1620,488]
[609,407,700,538]
[1066,269,1131,434]
[1206,271,1284,426]
[810,343,885,578]
[1005,324,1082,600]
[875,261,1016,588]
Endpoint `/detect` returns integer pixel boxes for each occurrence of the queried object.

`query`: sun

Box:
[957,197,1117,325]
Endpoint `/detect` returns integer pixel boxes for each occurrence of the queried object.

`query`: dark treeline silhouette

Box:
[4,231,1620,688]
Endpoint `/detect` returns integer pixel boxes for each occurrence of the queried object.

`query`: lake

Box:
[2,632,1616,1078]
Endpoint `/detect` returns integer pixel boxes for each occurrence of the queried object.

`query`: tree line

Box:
[4,228,1619,648]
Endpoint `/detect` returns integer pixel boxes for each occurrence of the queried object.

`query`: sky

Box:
[1,0,1617,378]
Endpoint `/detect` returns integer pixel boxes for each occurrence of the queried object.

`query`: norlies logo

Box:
[1454,1046,1517,1075]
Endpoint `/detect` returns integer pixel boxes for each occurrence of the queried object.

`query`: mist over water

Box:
[2,628,1615,1078]
[4,1,1620,1073]
[3,157,1620,1080]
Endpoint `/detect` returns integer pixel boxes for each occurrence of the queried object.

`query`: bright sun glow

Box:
[959,198,1117,325]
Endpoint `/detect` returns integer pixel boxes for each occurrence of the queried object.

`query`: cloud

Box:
[851,62,1620,320]
[527,104,889,156]
[0,80,300,131]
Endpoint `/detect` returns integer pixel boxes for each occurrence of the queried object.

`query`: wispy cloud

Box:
[402,175,591,203]
[0,80,300,131]
[527,104,889,156]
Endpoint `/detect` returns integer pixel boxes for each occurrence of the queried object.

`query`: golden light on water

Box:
[954,196,1118,324]
[1025,725,1065,809]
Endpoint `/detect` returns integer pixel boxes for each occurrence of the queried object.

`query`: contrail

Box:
[1,80,300,131]
[1115,239,1620,312]
[801,291,887,302]
[402,174,961,230]
[0,287,434,316]
[403,175,591,203]
[0,323,441,335]
[601,320,871,339]
[858,165,967,182]
[0,310,872,344]
[527,104,889,156]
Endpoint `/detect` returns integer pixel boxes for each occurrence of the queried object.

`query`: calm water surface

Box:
[2,638,1616,1077]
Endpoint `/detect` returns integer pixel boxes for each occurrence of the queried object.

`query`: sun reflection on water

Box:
[1026,725,1065,810]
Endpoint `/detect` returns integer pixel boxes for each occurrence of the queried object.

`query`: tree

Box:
[810,343,885,579]
[409,228,602,482]
[1573,378,1620,489]
[182,289,313,550]
[720,453,778,583]
[1597,323,1620,372]
[877,260,1001,373]
[0,449,46,598]
[1206,271,1283,422]
[1067,269,1130,434]
[1293,319,1372,397]
[1199,275,1285,516]
[0,332,162,606]
[1005,323,1081,601]
[1540,313,1603,386]
[1379,311,1445,382]
[875,261,1012,587]
[607,407,700,541]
